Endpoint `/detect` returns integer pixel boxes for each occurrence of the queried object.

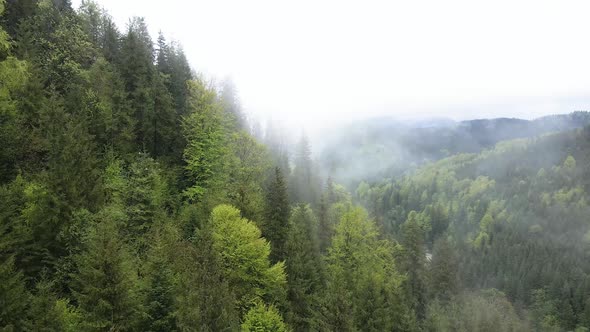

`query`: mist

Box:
[72,0,590,132]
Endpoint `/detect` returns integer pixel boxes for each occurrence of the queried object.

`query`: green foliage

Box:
[425,290,530,332]
[226,131,270,221]
[85,57,135,153]
[358,129,590,329]
[428,238,458,301]
[29,279,81,332]
[322,207,411,331]
[0,20,29,182]
[124,153,166,242]
[290,134,320,205]
[175,225,239,331]
[263,167,289,262]
[401,211,428,320]
[182,80,228,202]
[285,204,323,330]
[141,224,178,332]
[3,0,590,330]
[0,256,30,330]
[209,204,287,315]
[71,213,144,331]
[241,302,288,332]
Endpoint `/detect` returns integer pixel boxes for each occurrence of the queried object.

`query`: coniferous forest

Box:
[1,1,590,331]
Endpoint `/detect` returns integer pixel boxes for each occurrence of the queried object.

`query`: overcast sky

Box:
[72,0,590,130]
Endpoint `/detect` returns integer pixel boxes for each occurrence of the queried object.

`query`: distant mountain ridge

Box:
[319,111,590,187]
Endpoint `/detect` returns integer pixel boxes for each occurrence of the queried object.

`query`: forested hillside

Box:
[356,128,590,331]
[1,1,589,331]
[319,112,590,187]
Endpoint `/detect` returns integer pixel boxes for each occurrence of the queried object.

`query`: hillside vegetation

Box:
[0,1,589,331]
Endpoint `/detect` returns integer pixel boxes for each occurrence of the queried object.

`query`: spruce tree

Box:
[142,224,177,332]
[285,204,323,330]
[175,226,239,331]
[0,256,31,330]
[119,16,155,150]
[263,167,290,263]
[429,237,458,301]
[323,207,411,331]
[290,134,319,204]
[71,210,143,331]
[401,211,428,321]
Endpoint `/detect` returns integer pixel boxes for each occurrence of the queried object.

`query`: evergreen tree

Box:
[142,226,177,332]
[290,134,320,205]
[428,237,458,301]
[175,225,239,331]
[42,93,102,212]
[220,78,247,130]
[119,16,155,150]
[124,152,166,245]
[29,279,81,331]
[0,256,31,330]
[263,167,290,262]
[226,131,270,221]
[0,0,29,182]
[85,57,135,154]
[71,210,143,331]
[285,204,323,330]
[323,207,411,331]
[401,211,428,322]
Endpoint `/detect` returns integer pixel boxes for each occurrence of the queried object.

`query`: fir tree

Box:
[285,204,324,330]
[263,167,289,262]
[71,210,143,331]
[0,256,31,330]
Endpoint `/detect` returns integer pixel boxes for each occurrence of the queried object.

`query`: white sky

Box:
[73,0,590,130]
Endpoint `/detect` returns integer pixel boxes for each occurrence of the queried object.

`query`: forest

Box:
[1,0,590,331]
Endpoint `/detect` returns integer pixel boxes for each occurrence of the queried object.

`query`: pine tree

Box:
[285,204,323,330]
[29,279,81,331]
[323,207,411,331]
[0,0,29,182]
[226,132,270,221]
[429,237,458,301]
[401,211,428,321]
[263,167,290,262]
[42,93,102,212]
[220,78,247,130]
[142,225,177,332]
[290,134,320,205]
[122,153,167,255]
[175,226,239,331]
[0,256,31,330]
[119,16,155,150]
[86,57,135,154]
[71,210,143,331]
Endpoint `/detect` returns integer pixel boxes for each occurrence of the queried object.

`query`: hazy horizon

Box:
[71,0,590,131]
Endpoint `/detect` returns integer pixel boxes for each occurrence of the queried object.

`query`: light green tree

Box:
[323,207,411,331]
[241,302,288,332]
[182,80,228,202]
[209,204,287,315]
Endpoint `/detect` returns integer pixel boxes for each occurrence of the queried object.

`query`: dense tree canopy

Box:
[0,1,589,331]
